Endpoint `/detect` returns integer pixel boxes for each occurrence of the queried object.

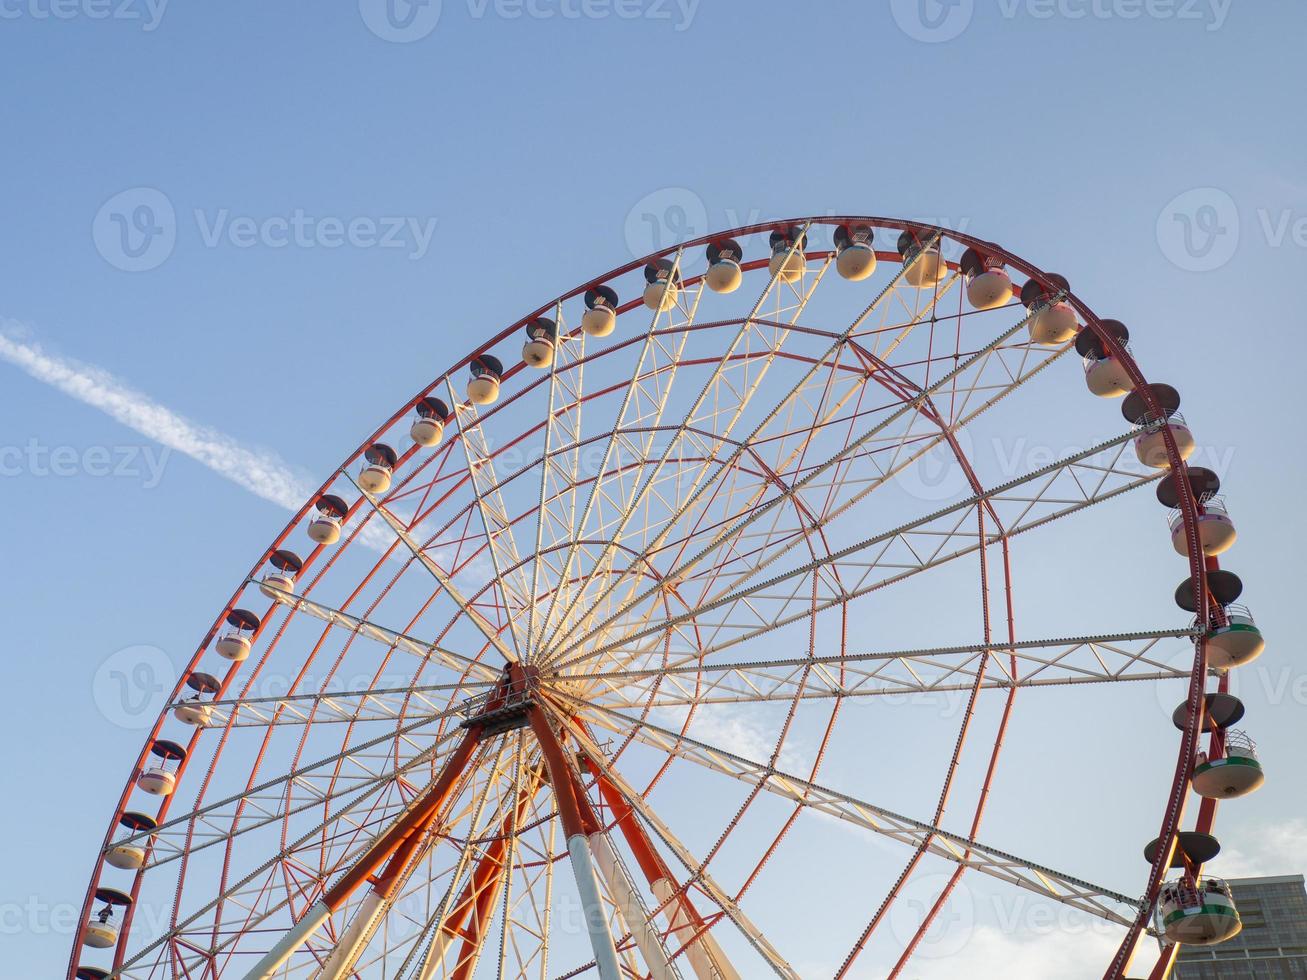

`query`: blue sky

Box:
[3,2,1306,977]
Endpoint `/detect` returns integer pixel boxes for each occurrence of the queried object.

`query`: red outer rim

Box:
[68,216,1213,980]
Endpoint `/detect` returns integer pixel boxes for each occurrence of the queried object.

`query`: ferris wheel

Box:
[70,216,1269,980]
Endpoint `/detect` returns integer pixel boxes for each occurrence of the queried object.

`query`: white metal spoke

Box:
[563,695,1148,931]
[128,715,464,869]
[535,249,696,651]
[544,233,953,666]
[547,303,1043,668]
[110,736,488,976]
[555,431,1158,674]
[565,628,1196,708]
[446,375,536,661]
[556,710,803,980]
[257,579,501,683]
[191,677,493,729]
[541,228,828,655]
[350,473,520,664]
[524,302,572,661]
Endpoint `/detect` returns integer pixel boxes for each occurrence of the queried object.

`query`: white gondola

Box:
[1169,496,1237,557]
[359,443,398,494]
[137,739,186,797]
[1193,729,1265,799]
[1203,604,1265,669]
[960,248,1012,310]
[259,549,303,603]
[173,671,220,727]
[833,223,877,281]
[1120,382,1193,467]
[1156,877,1242,946]
[1134,413,1196,468]
[467,354,504,405]
[522,318,558,368]
[82,889,132,949]
[896,228,946,288]
[411,396,449,446]
[1077,321,1136,398]
[768,227,807,283]
[105,812,157,871]
[642,259,679,311]
[1021,274,1078,345]
[581,285,618,336]
[705,239,743,293]
[215,608,259,661]
[307,494,347,545]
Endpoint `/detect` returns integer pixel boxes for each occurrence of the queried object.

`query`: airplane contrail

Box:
[1,320,315,510]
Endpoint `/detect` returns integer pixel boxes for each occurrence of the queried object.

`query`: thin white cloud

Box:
[0,320,314,509]
[0,321,442,560]
[1207,817,1307,880]
[890,925,1122,980]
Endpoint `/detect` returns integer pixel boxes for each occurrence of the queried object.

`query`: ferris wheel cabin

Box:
[359,442,398,494]
[259,549,303,602]
[897,228,946,287]
[467,354,504,405]
[642,258,680,311]
[307,493,348,545]
[215,607,260,661]
[960,247,1013,310]
[1021,273,1079,345]
[522,317,558,369]
[173,671,221,727]
[411,395,450,446]
[581,284,619,336]
[767,225,807,283]
[1076,319,1136,397]
[82,887,132,949]
[833,223,877,281]
[104,811,157,871]
[137,738,186,797]
[705,239,744,293]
